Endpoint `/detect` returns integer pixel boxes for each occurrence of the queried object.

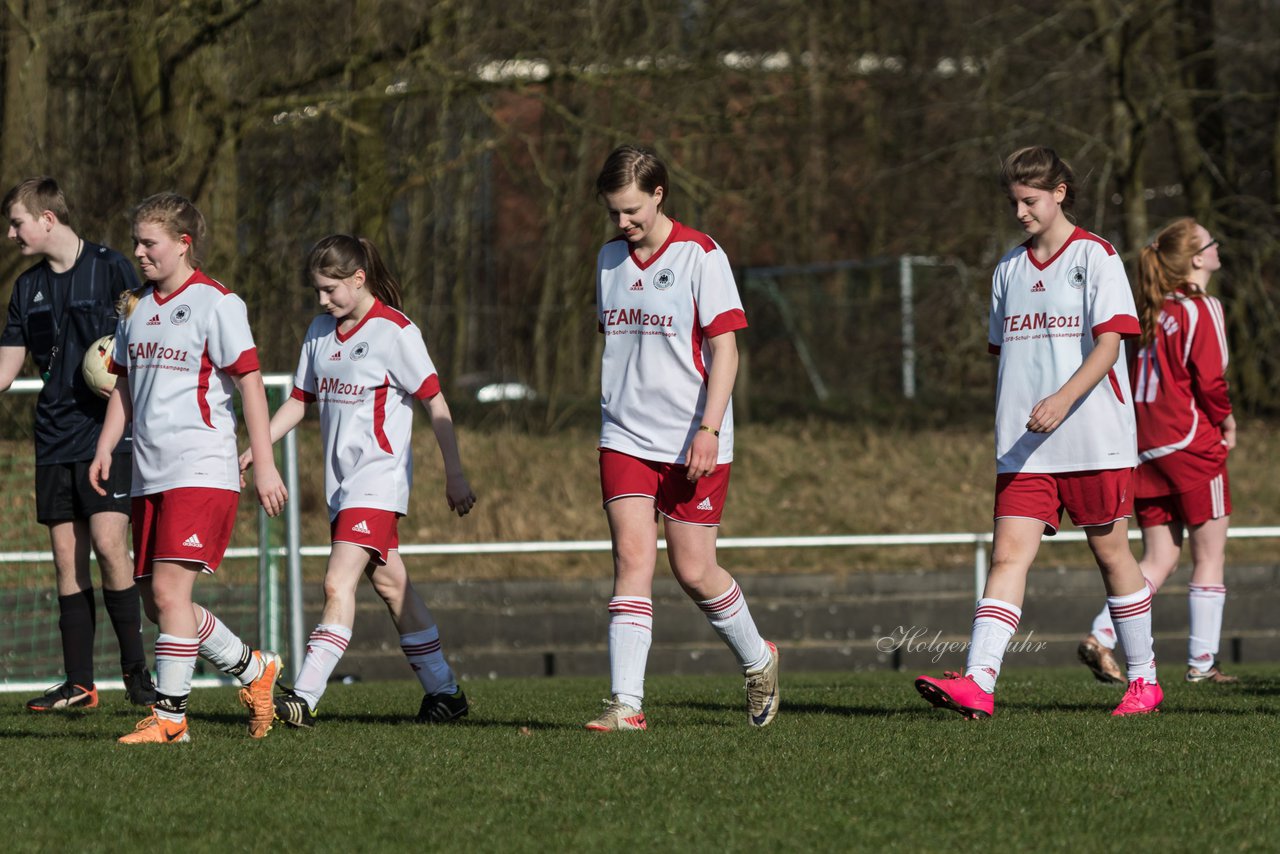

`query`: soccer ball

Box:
[82,334,117,399]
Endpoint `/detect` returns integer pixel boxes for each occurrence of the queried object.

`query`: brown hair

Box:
[595,145,668,210]
[3,176,71,226]
[306,234,404,311]
[1136,217,1204,347]
[131,192,207,269]
[1000,146,1076,215]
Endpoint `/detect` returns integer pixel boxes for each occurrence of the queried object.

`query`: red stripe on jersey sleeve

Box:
[110,362,128,377]
[197,345,215,428]
[414,374,441,401]
[290,387,316,403]
[702,308,748,338]
[223,348,261,376]
[372,376,393,454]
[1092,314,1140,339]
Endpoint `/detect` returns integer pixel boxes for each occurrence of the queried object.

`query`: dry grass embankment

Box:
[248,418,1280,581]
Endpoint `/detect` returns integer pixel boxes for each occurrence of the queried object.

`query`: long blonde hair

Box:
[1136,217,1202,347]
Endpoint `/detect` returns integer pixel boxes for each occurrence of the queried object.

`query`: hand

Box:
[683,430,719,482]
[1221,414,1237,451]
[252,465,288,518]
[445,472,476,517]
[87,454,111,497]
[1026,393,1071,434]
[238,450,253,489]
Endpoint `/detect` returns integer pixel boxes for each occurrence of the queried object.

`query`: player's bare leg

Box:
[1087,522,1162,714]
[1185,515,1235,682]
[667,520,777,726]
[917,517,1040,717]
[366,551,467,722]
[587,498,659,731]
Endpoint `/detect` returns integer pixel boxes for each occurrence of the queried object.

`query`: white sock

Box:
[293,623,352,710]
[196,605,262,686]
[1109,585,1157,684]
[964,598,1021,693]
[154,633,198,723]
[696,581,769,672]
[608,596,652,709]
[401,626,457,696]
[1188,584,1227,670]
[1089,605,1118,650]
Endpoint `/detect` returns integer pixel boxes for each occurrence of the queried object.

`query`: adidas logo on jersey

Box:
[630,279,643,291]
[351,520,371,535]
[696,497,713,511]
[330,350,342,361]
[1031,280,1045,293]
[33,291,45,303]
[147,314,162,325]
[182,533,203,548]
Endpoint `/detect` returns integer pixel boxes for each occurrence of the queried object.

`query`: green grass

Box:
[3,668,1279,852]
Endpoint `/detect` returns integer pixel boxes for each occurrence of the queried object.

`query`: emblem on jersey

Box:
[654,269,675,290]
[170,305,192,324]
[1031,280,1045,293]
[1067,266,1086,290]
[351,342,369,360]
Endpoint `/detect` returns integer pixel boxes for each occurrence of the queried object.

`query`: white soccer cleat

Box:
[584,697,647,732]
[745,640,780,728]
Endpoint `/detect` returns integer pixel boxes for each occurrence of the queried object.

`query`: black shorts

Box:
[35,456,132,525]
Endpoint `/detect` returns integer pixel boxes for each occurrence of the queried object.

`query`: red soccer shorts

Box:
[994,468,1134,535]
[330,507,400,564]
[132,487,239,576]
[1135,470,1231,528]
[599,449,731,526]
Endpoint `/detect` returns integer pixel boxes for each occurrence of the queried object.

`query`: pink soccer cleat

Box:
[1111,678,1164,716]
[914,671,994,719]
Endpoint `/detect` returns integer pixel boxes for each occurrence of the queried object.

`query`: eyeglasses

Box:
[1195,238,1219,254]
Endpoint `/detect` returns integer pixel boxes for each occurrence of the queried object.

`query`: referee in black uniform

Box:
[1,177,155,711]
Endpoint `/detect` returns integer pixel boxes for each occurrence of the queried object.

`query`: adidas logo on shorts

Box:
[182,533,203,548]
[351,520,371,535]
[696,497,713,511]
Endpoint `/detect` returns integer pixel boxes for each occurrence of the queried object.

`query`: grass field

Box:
[4,667,1279,852]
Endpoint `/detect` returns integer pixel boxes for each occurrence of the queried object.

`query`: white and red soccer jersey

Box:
[290,300,440,519]
[988,227,1140,474]
[596,220,747,465]
[111,270,260,494]
[1130,290,1231,497]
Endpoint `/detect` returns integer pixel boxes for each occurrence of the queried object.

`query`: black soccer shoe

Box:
[416,688,469,723]
[274,689,317,728]
[27,682,99,712]
[122,664,158,706]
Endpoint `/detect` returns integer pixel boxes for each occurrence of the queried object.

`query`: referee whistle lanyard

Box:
[39,239,82,384]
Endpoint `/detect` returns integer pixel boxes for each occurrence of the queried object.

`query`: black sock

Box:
[102,585,147,670]
[57,589,97,688]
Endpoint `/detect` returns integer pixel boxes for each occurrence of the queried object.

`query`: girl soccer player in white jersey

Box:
[1078,217,1237,685]
[240,235,476,727]
[89,193,288,744]
[915,146,1162,718]
[585,145,778,732]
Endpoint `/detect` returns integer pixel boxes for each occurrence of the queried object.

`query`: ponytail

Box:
[306,234,404,311]
[1136,217,1200,347]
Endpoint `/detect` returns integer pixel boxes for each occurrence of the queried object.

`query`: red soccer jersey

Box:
[1129,290,1231,497]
